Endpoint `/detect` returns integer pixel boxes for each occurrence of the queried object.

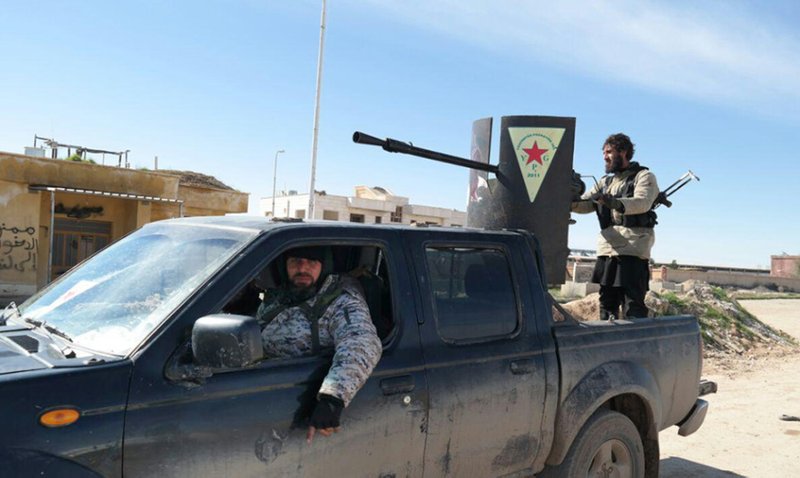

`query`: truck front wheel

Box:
[542,409,644,478]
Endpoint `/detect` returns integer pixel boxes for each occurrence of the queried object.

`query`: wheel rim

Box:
[586,438,634,478]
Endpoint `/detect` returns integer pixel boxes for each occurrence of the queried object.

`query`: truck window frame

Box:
[209,239,399,368]
[421,241,522,345]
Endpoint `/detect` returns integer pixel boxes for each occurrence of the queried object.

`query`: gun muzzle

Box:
[352,131,385,147]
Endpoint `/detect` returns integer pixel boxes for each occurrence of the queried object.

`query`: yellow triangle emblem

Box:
[507,127,566,202]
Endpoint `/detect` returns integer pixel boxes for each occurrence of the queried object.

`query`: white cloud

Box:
[358,0,800,119]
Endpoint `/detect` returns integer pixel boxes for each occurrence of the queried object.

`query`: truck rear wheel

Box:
[542,409,644,478]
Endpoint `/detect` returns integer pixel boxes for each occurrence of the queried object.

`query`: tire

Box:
[540,409,644,478]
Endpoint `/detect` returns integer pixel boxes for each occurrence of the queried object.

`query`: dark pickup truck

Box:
[1,216,709,477]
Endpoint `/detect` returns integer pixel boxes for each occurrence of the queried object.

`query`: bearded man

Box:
[257,246,382,443]
[572,133,660,320]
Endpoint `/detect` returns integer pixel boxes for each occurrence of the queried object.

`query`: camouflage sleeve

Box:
[317,292,382,407]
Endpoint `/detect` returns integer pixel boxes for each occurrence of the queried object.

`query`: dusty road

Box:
[659,299,800,477]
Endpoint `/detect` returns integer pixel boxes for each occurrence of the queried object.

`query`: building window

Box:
[390,206,403,223]
[52,218,112,280]
[350,213,365,223]
[424,246,518,342]
[375,216,382,224]
[295,209,306,219]
[323,210,339,221]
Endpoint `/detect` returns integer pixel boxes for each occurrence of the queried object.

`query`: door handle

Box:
[510,359,535,375]
[380,375,415,395]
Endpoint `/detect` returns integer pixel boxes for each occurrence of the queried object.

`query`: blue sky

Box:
[1,0,798,268]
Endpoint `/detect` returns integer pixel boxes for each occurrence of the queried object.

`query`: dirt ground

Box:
[659,299,800,477]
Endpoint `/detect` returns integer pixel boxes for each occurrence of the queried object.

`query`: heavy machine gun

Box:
[353,115,577,285]
[352,131,500,174]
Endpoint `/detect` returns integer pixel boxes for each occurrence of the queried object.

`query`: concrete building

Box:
[260,186,466,226]
[0,151,248,304]
[771,255,800,278]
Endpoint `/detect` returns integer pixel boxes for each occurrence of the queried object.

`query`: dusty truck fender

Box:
[0,449,105,478]
[545,360,662,466]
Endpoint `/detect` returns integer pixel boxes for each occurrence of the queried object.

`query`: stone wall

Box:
[662,268,800,293]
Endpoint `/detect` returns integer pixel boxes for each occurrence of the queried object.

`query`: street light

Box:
[308,0,327,220]
[272,149,285,217]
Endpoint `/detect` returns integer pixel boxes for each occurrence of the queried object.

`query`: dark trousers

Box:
[592,256,650,320]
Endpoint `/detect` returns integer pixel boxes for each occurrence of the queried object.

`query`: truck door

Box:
[408,231,548,477]
[122,228,428,477]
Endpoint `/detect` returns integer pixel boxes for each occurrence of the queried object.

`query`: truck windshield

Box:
[19,222,257,356]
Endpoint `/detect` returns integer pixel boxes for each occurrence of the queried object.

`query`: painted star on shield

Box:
[524,141,548,165]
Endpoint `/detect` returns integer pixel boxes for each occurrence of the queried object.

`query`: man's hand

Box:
[306,394,344,444]
[598,194,624,211]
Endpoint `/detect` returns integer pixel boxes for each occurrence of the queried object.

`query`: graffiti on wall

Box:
[0,224,38,272]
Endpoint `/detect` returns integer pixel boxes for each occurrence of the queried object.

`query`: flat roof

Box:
[29,185,183,204]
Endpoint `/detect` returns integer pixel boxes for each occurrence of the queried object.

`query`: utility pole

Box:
[272,149,285,217]
[307,0,326,220]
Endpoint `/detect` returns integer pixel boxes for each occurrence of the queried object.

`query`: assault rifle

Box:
[577,170,700,209]
[653,170,700,208]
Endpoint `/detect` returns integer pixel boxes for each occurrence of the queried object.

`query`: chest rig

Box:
[595,164,658,229]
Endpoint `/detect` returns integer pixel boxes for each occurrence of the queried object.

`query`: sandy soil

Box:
[659,299,800,477]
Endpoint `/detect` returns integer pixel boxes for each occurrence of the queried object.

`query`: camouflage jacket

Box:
[256,274,382,407]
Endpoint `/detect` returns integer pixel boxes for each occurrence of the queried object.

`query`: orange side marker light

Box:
[39,408,80,428]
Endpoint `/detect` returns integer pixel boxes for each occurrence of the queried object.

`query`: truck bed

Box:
[544,314,702,469]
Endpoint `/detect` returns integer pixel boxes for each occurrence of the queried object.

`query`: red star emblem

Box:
[524,142,548,165]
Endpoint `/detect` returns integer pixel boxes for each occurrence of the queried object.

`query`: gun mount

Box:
[354,116,577,284]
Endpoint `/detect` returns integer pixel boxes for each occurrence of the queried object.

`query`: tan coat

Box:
[572,167,659,259]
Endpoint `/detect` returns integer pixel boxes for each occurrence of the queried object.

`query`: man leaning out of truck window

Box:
[256,246,382,444]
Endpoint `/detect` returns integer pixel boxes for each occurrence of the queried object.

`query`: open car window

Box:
[221,243,396,348]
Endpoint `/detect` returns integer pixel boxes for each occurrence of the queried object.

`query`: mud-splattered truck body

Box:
[0,216,708,477]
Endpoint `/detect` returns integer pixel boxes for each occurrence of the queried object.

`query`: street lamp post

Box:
[307,0,326,220]
[272,149,285,217]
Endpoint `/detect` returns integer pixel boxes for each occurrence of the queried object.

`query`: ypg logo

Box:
[507,127,566,202]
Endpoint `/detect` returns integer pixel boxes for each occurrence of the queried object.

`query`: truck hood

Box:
[0,324,51,375]
[0,323,113,376]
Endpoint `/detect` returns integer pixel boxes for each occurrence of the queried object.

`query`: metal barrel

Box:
[352,131,385,147]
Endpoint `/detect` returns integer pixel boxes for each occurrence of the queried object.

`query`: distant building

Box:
[0,151,248,304]
[771,255,800,278]
[260,186,466,227]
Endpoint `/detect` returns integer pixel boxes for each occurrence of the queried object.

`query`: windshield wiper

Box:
[24,318,74,343]
[1,302,20,325]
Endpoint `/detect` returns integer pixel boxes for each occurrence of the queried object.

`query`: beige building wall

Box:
[662,268,800,293]
[260,187,466,226]
[0,151,248,303]
[1,179,41,298]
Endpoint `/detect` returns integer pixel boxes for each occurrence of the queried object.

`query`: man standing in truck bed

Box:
[572,133,659,320]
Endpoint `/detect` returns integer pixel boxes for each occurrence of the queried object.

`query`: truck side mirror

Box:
[192,314,264,369]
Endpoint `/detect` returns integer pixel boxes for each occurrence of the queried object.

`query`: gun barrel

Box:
[352,131,499,174]
[352,131,385,147]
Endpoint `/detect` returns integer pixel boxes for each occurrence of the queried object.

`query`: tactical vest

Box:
[258,277,345,354]
[595,164,658,229]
